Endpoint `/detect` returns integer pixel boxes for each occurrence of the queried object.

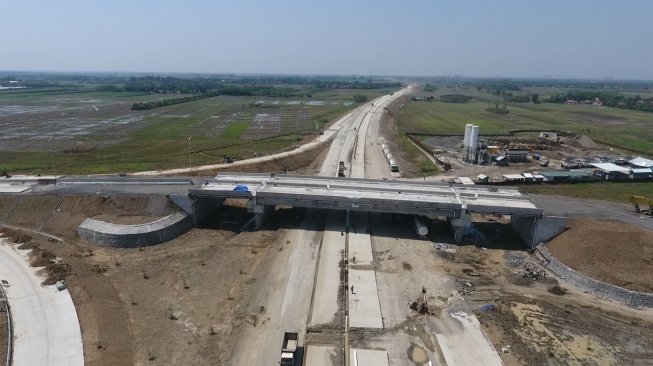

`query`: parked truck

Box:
[280,332,299,366]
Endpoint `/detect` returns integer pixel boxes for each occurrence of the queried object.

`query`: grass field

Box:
[520,182,653,203]
[0,88,381,174]
[395,92,653,156]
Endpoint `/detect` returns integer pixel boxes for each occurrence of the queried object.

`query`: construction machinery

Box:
[409,286,429,314]
[629,195,653,216]
[523,263,546,280]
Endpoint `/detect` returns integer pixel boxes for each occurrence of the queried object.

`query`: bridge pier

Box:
[450,210,471,242]
[248,198,274,230]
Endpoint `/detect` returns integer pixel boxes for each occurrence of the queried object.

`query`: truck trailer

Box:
[280,332,299,365]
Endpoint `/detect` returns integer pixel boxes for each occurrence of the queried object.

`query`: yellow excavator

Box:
[629,195,653,216]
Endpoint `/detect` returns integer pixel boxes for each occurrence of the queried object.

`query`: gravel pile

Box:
[504,251,526,268]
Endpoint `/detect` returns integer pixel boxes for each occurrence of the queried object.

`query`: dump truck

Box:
[280,332,299,366]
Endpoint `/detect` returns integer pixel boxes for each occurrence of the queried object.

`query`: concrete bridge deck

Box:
[190,173,544,217]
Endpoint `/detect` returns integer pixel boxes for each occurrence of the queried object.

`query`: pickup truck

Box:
[280,332,299,365]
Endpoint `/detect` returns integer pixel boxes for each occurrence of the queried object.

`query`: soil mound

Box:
[546,218,653,293]
[576,135,601,149]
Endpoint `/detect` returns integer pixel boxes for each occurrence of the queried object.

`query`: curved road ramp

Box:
[0,239,84,366]
[77,212,193,248]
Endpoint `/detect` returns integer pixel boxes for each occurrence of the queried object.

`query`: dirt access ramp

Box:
[547,218,653,293]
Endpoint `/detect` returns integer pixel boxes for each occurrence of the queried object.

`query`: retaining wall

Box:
[77,212,193,248]
[537,245,653,308]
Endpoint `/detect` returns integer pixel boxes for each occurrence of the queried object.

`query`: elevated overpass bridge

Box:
[189,173,563,246]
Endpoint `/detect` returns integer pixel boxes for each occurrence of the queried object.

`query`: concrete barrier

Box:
[77,212,193,248]
[537,245,653,308]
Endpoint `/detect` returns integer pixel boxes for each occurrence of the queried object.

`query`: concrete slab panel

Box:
[434,310,504,366]
[305,345,337,366]
[348,232,373,264]
[0,183,32,193]
[309,214,345,327]
[348,268,383,329]
[350,348,389,366]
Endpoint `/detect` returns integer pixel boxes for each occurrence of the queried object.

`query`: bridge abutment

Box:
[511,214,567,248]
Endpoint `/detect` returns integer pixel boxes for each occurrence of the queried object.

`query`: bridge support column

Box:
[248,198,267,230]
[254,213,263,230]
[450,210,471,242]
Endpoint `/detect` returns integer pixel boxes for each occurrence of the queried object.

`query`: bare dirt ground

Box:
[354,214,653,366]
[0,196,292,365]
[15,194,177,240]
[547,218,653,292]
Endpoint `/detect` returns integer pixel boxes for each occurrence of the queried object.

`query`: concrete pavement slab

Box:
[350,348,389,366]
[348,232,373,264]
[434,309,504,366]
[348,268,383,329]
[309,214,345,327]
[305,345,337,366]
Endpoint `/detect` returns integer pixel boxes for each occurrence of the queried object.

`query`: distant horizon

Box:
[2,69,653,83]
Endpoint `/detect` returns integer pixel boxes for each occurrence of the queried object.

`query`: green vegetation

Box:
[485,102,509,114]
[132,92,221,110]
[520,182,653,203]
[395,92,653,156]
[0,91,364,174]
[422,83,437,92]
[549,91,653,112]
[352,94,368,103]
[439,94,472,103]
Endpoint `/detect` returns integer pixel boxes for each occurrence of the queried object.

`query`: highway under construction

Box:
[2,87,653,366]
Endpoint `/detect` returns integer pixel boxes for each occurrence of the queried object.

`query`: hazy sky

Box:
[2,0,652,79]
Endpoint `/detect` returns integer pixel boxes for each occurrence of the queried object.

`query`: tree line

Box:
[439,94,472,103]
[549,91,653,112]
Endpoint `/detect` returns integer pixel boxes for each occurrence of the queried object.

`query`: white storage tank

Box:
[413,216,428,238]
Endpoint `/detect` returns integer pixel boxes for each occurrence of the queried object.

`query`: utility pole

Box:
[188,136,192,176]
[48,136,56,176]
